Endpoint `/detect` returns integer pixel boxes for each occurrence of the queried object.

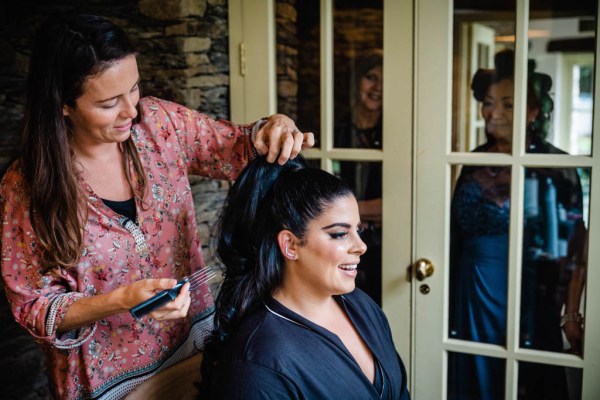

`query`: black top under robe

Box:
[101,197,136,222]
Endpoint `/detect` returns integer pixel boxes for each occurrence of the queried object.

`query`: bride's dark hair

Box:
[199,154,353,396]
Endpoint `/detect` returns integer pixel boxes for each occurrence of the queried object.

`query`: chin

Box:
[339,284,356,295]
[114,131,132,142]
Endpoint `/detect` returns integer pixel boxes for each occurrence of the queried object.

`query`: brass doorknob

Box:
[415,258,434,281]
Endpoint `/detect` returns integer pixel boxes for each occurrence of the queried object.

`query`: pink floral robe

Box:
[1,97,257,399]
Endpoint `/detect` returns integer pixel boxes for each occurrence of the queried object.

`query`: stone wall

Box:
[0,1,230,398]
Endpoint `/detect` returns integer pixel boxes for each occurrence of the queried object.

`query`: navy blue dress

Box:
[448,138,584,400]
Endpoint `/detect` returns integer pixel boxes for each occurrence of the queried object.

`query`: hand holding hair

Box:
[252,114,315,165]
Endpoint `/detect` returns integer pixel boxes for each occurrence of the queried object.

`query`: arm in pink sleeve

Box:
[141,97,265,181]
[0,169,95,348]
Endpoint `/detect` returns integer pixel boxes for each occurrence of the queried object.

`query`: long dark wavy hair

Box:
[16,12,146,272]
[471,49,554,140]
[199,155,353,396]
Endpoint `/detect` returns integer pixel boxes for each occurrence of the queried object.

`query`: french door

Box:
[415,0,600,398]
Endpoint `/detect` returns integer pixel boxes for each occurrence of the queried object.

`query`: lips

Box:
[114,121,132,131]
[339,264,358,271]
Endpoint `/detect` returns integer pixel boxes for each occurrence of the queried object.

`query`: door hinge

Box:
[239,42,246,76]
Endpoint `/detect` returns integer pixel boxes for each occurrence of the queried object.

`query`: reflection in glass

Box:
[518,361,582,400]
[527,0,596,156]
[449,164,511,344]
[453,1,597,156]
[521,168,588,356]
[460,49,556,155]
[448,164,510,399]
[333,50,383,150]
[448,352,505,400]
[275,0,321,141]
[333,160,382,304]
[333,1,383,150]
[452,3,515,152]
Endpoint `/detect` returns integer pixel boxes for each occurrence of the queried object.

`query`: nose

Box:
[353,233,367,256]
[490,105,504,119]
[121,96,138,120]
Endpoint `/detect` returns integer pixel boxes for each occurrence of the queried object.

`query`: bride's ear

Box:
[277,230,298,260]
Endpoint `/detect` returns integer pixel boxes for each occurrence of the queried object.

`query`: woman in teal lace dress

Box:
[448,50,586,400]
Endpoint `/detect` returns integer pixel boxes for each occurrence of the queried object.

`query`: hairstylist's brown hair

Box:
[18,12,146,272]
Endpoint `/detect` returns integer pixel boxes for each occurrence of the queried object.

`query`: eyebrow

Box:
[483,95,513,101]
[321,223,352,230]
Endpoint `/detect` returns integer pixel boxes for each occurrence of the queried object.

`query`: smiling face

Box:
[357,65,383,113]
[284,194,367,299]
[480,78,539,148]
[63,55,140,150]
[481,79,514,143]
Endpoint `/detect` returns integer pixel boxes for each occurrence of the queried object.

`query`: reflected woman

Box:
[449,49,586,400]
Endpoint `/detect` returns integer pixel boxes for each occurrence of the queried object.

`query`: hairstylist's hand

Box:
[253,114,315,165]
[125,279,191,321]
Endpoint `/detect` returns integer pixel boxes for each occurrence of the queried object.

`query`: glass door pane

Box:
[526,0,597,156]
[452,3,516,153]
[276,0,321,138]
[520,167,589,357]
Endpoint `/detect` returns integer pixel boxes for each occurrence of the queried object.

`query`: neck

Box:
[73,140,122,164]
[353,106,381,130]
[273,283,338,324]
[490,138,512,154]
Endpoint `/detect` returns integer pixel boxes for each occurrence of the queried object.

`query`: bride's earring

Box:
[284,247,296,260]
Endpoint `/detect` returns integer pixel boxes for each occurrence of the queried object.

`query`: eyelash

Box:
[329,227,363,240]
[483,101,513,109]
[329,232,348,239]
[101,85,139,109]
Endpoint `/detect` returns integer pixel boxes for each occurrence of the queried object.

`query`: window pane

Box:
[448,351,506,400]
[526,0,597,156]
[334,160,382,304]
[518,361,582,400]
[276,0,321,142]
[521,167,589,356]
[449,165,511,345]
[452,2,516,153]
[333,0,383,150]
